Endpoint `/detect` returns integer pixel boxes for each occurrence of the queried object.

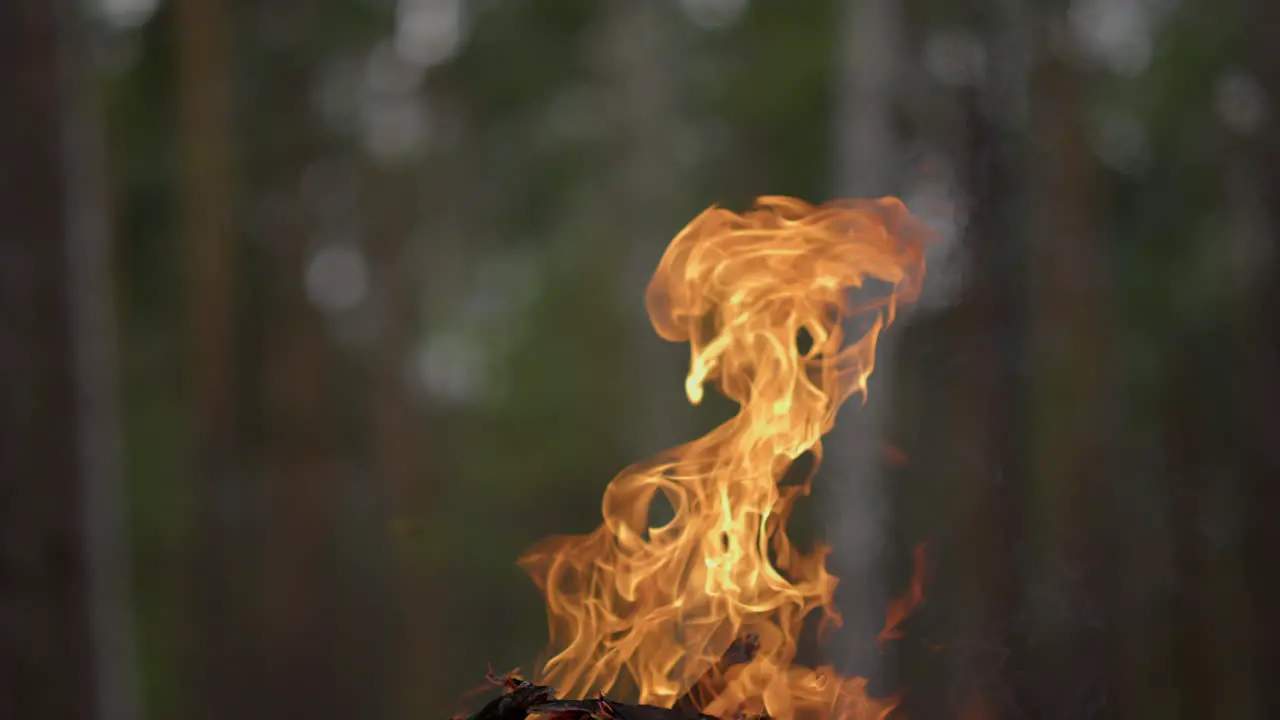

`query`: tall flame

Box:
[520,196,929,720]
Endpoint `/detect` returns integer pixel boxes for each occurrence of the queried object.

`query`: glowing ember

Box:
[520,196,930,720]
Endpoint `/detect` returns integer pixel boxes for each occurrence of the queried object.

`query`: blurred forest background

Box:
[3,0,1279,719]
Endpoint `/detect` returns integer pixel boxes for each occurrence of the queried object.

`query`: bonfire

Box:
[461,196,931,720]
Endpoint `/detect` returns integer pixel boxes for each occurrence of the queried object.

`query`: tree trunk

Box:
[0,1,138,718]
[251,47,356,720]
[593,1,693,463]
[255,137,351,720]
[365,151,436,720]
[174,0,253,715]
[827,0,903,677]
[1241,0,1280,714]
[1021,49,1116,720]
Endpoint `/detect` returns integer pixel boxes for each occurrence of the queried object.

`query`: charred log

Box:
[462,651,773,720]
[531,698,718,720]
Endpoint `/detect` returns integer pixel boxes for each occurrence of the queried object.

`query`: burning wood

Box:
[461,637,766,720]
[461,674,748,720]
[532,697,719,720]
[463,676,557,720]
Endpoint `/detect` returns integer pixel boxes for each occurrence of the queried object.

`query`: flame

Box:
[520,196,930,720]
[878,543,928,645]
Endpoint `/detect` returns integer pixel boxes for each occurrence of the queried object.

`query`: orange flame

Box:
[878,543,928,645]
[520,196,930,720]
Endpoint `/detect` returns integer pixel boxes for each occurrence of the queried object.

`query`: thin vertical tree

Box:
[827,0,905,676]
[1241,0,1280,714]
[246,9,352,717]
[595,1,694,464]
[174,0,252,716]
[1022,38,1117,720]
[0,1,139,718]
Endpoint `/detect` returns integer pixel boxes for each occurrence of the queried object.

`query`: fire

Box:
[520,196,930,720]
[878,544,928,645]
